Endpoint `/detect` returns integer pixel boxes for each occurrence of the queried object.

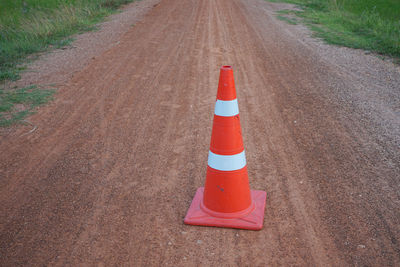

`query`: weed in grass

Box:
[277,9,294,15]
[0,67,20,81]
[0,85,55,126]
[277,15,298,25]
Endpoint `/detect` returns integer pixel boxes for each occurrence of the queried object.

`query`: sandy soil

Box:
[1,0,399,265]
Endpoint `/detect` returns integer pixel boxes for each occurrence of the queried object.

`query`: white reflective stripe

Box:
[207,150,246,171]
[214,99,239,117]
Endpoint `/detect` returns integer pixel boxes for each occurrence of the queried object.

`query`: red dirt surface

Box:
[1,0,399,265]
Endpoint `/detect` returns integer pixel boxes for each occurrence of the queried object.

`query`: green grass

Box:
[0,0,135,82]
[0,85,55,126]
[277,13,298,25]
[267,0,400,60]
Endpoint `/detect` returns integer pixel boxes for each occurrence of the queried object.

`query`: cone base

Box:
[184,187,266,230]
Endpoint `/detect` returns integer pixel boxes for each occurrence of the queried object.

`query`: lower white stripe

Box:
[214,99,239,117]
[207,150,246,171]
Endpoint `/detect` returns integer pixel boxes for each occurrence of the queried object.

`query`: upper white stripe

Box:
[214,99,239,117]
[207,150,246,171]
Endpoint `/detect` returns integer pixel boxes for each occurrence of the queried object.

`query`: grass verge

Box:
[0,85,55,127]
[268,0,400,60]
[0,0,135,82]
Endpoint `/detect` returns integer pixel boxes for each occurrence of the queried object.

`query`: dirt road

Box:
[1,0,399,265]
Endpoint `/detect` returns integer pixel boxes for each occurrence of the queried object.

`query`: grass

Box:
[276,10,298,25]
[0,0,135,82]
[0,85,55,126]
[267,0,400,60]
[277,15,298,25]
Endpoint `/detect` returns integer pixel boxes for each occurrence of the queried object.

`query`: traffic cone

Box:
[184,65,267,230]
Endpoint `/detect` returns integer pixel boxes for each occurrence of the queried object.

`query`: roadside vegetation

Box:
[0,0,134,126]
[0,0,134,82]
[0,85,55,126]
[268,0,400,61]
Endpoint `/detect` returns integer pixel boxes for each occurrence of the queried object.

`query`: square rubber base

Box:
[184,187,267,230]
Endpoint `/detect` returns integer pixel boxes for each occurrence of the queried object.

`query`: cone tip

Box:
[221,65,232,70]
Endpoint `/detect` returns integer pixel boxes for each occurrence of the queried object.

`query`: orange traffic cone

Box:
[184,66,266,230]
